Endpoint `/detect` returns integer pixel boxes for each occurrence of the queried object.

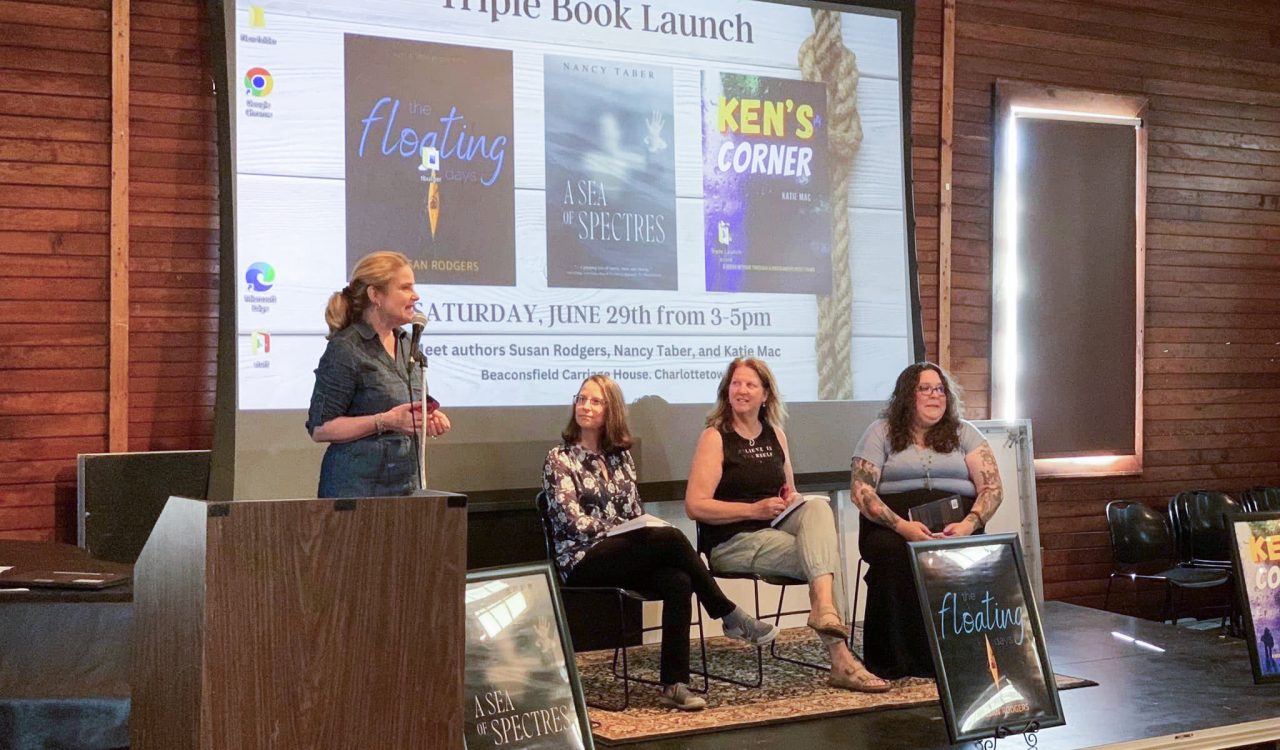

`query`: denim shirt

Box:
[306,321,425,498]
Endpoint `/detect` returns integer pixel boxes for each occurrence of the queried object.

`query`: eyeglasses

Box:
[574,395,606,408]
[916,384,947,396]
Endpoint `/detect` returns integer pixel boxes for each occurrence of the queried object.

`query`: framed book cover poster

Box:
[908,533,1065,743]
[464,564,594,749]
[1227,512,1280,684]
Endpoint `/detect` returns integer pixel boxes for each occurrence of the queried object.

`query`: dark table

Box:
[0,541,131,750]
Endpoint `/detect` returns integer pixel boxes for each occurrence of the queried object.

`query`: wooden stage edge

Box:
[628,601,1280,750]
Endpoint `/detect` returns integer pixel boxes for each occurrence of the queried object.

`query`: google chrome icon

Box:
[244,67,273,97]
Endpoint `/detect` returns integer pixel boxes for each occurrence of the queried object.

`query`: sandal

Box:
[806,607,851,640]
[828,662,892,693]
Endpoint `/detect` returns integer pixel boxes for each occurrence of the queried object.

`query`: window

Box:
[991,81,1148,478]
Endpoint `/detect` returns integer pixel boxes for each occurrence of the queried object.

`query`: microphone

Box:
[409,311,428,370]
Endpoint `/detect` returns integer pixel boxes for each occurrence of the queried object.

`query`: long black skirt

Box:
[859,488,972,679]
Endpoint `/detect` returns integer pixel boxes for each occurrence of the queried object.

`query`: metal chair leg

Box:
[848,559,866,660]
[766,582,828,673]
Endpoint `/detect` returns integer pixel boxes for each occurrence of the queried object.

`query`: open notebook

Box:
[605,514,671,537]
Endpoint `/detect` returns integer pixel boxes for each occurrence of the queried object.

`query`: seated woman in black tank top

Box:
[685,358,889,693]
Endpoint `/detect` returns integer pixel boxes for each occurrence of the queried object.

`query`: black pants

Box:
[860,488,968,679]
[566,526,736,685]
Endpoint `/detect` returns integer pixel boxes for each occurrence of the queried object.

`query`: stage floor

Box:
[626,601,1280,750]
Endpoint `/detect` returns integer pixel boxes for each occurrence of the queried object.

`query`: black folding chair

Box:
[1168,490,1242,570]
[1104,500,1232,625]
[1242,487,1280,513]
[535,491,708,711]
[695,522,828,685]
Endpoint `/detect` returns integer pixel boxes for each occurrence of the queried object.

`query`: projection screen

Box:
[209,0,921,500]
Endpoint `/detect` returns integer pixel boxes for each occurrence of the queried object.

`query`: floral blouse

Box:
[541,443,642,580]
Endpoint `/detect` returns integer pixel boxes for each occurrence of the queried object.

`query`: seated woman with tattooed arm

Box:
[850,362,1003,679]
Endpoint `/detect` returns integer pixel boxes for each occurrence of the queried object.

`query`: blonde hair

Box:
[562,374,634,453]
[705,357,788,431]
[324,251,411,336]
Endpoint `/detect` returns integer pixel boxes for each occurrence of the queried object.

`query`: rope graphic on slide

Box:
[800,10,862,400]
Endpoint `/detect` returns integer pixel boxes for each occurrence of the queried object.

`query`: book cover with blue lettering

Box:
[344,35,515,286]
[544,55,677,289]
[702,72,831,294]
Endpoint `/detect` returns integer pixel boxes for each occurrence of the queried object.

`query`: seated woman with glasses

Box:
[685,357,890,693]
[543,374,778,711]
[850,362,1003,679]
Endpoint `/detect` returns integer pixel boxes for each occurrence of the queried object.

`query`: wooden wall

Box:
[127,1,218,454]
[0,0,215,542]
[0,0,1277,612]
[912,0,1280,608]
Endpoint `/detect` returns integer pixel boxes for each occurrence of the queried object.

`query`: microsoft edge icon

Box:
[246,262,276,292]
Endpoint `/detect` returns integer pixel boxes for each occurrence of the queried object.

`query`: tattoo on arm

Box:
[970,446,1003,524]
[851,458,902,529]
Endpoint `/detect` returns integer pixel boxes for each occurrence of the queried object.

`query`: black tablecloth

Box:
[0,542,131,750]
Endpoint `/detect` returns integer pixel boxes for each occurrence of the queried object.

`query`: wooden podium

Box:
[131,493,466,749]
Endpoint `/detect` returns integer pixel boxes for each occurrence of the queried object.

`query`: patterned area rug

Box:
[576,627,1095,745]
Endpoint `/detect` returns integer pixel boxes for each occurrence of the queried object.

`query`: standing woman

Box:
[851,362,1002,678]
[544,374,778,711]
[685,358,889,692]
[306,251,451,498]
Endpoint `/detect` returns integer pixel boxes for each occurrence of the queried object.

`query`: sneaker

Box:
[722,614,780,646]
[659,683,707,711]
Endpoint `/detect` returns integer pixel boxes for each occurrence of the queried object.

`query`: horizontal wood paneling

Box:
[0,0,110,538]
[912,0,944,363]
[126,0,217,469]
[927,0,1280,610]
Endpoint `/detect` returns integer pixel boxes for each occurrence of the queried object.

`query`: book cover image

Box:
[915,539,1060,740]
[544,56,677,290]
[1234,518,1280,682]
[702,72,831,294]
[344,35,515,286]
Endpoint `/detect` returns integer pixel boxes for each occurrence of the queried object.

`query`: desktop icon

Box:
[249,5,266,28]
[244,67,273,98]
[250,331,271,355]
[245,262,276,292]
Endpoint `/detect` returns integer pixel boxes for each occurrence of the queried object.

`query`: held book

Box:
[605,513,671,537]
[771,496,822,528]
[908,494,972,533]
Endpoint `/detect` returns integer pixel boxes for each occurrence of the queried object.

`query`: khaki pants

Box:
[708,496,847,629]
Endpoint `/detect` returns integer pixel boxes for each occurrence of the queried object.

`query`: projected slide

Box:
[233,0,913,409]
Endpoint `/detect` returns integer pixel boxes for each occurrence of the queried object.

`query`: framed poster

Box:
[909,533,1065,744]
[1227,512,1280,684]
[464,563,595,750]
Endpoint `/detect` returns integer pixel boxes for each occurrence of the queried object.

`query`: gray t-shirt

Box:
[853,418,986,496]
